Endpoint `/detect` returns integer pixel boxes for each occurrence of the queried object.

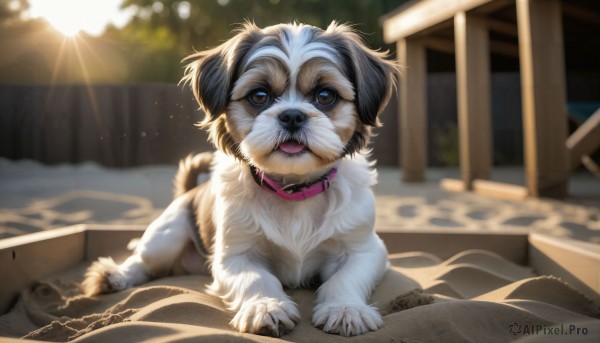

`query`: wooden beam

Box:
[516,0,569,198]
[566,108,600,170]
[383,0,498,43]
[454,12,492,189]
[378,230,529,265]
[0,225,87,314]
[472,179,529,200]
[397,39,427,182]
[529,233,600,303]
[439,178,467,192]
[581,155,600,177]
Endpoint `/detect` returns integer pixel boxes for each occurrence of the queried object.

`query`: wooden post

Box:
[454,11,492,190]
[516,0,569,198]
[397,39,427,182]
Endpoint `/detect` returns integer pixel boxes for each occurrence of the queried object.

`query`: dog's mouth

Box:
[275,140,308,155]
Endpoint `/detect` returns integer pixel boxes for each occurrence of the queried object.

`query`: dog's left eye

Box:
[315,88,337,107]
[248,89,271,107]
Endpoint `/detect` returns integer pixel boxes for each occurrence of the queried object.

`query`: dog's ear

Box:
[325,23,399,127]
[181,23,262,126]
[182,47,229,124]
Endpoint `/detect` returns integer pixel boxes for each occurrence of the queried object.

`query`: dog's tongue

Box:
[279,141,306,154]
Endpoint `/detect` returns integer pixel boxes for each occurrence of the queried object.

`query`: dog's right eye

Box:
[248,89,270,107]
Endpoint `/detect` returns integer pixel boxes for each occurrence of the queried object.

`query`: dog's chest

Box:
[253,198,348,287]
[257,196,335,255]
[266,237,341,288]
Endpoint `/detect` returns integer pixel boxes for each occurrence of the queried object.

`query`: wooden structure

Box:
[3,225,599,314]
[383,0,599,198]
[0,85,211,167]
[567,108,600,173]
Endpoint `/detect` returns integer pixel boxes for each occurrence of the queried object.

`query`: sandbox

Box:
[1,225,599,342]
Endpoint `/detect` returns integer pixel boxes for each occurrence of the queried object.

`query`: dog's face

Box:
[183,22,397,175]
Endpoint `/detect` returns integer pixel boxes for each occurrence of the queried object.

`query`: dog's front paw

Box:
[81,257,130,296]
[312,302,383,336]
[231,297,300,337]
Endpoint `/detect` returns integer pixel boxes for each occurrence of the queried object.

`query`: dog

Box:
[82,21,398,337]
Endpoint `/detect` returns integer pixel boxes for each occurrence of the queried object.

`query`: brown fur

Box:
[190,181,216,255]
[173,152,214,198]
[230,59,289,101]
[177,22,400,254]
[81,257,122,296]
[296,59,354,100]
[182,22,399,163]
[172,152,216,255]
[82,152,216,297]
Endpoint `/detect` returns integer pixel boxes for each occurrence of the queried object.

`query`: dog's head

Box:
[182,22,398,175]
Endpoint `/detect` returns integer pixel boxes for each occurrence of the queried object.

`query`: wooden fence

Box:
[0,84,211,167]
[0,76,532,167]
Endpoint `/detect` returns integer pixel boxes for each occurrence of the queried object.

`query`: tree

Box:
[0,0,29,23]
[106,0,408,83]
[0,0,409,84]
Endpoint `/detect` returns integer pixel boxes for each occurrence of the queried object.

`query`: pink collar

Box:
[250,166,338,201]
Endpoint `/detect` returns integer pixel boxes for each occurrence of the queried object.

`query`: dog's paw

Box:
[231,297,300,337]
[312,302,383,336]
[81,257,130,296]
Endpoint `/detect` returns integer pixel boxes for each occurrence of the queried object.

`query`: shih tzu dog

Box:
[82,22,398,337]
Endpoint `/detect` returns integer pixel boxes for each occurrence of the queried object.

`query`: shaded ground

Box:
[375,167,600,243]
[1,158,599,244]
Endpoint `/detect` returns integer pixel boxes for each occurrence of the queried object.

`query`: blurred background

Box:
[0,0,598,241]
[2,0,599,169]
[0,0,416,167]
[0,0,412,238]
[0,0,405,85]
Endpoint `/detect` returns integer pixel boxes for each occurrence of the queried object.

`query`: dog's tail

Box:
[173,152,214,198]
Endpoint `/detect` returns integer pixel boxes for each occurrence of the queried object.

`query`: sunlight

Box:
[28,1,113,131]
[28,0,132,37]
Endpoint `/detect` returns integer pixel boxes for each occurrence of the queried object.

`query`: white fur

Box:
[240,102,346,175]
[245,25,340,104]
[85,22,393,338]
[90,195,200,288]
[212,151,389,337]
[90,151,389,336]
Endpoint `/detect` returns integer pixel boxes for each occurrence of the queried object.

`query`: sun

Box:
[46,12,84,37]
[28,0,131,37]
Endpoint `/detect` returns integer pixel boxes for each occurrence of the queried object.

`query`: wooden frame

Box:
[397,39,427,182]
[566,108,600,170]
[516,0,569,197]
[383,0,573,198]
[454,11,492,189]
[0,225,147,314]
[383,0,501,42]
[2,225,599,315]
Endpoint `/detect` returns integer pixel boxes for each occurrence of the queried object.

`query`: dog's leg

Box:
[210,253,300,337]
[82,195,195,296]
[312,232,389,336]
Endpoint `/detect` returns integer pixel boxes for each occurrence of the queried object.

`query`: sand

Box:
[1,158,600,243]
[1,249,599,342]
[1,159,599,341]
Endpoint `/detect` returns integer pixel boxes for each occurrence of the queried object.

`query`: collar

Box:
[249,165,338,201]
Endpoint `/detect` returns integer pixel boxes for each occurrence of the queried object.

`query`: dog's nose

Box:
[278,109,306,132]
